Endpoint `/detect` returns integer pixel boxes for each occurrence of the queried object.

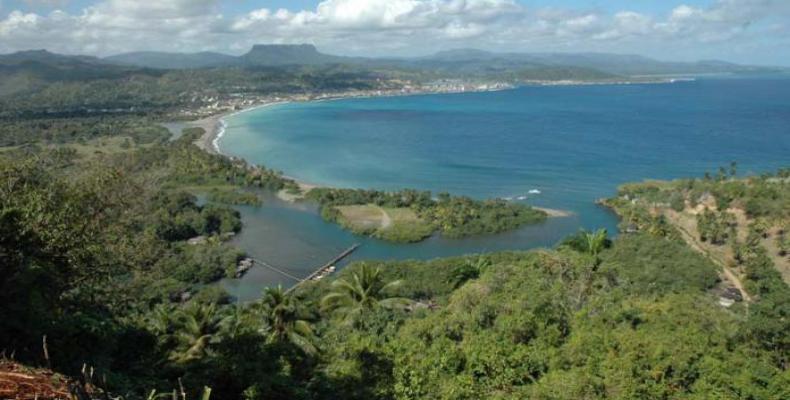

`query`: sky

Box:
[0,0,788,65]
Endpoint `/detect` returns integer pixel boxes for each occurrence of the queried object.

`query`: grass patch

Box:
[65,136,141,158]
[336,204,386,233]
[336,204,436,242]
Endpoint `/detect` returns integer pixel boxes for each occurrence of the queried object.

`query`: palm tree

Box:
[321,263,412,320]
[218,305,259,340]
[570,229,609,309]
[169,302,226,364]
[583,229,608,258]
[447,256,490,288]
[259,286,317,355]
[147,303,175,337]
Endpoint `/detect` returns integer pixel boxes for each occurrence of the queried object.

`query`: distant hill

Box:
[0,49,105,66]
[426,48,501,62]
[0,50,149,96]
[97,44,780,76]
[240,44,351,66]
[104,45,350,69]
[1,45,784,99]
[419,49,777,76]
[104,51,237,69]
[508,53,756,76]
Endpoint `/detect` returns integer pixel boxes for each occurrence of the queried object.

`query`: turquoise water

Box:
[219,76,790,301]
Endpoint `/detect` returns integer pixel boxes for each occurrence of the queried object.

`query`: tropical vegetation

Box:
[306,187,547,241]
[1,50,788,398]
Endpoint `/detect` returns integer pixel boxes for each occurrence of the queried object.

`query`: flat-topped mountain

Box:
[240,44,348,66]
[102,44,349,69]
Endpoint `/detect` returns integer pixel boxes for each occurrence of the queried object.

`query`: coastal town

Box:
[170,79,516,120]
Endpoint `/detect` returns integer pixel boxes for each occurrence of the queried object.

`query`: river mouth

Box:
[218,192,585,302]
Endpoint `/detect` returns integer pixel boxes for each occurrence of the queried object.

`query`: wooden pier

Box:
[246,244,361,294]
[250,258,302,282]
[286,243,361,294]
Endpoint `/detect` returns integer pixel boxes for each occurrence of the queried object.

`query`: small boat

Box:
[517,196,528,200]
[528,189,541,194]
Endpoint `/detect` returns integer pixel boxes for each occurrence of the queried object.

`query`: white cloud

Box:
[670,5,699,20]
[0,0,788,64]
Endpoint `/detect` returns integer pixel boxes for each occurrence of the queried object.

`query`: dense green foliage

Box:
[0,62,398,118]
[321,264,412,321]
[602,168,790,384]
[1,143,789,399]
[301,234,787,400]
[150,191,241,241]
[206,188,263,206]
[306,188,547,240]
[0,115,170,146]
[426,194,548,238]
[0,132,289,379]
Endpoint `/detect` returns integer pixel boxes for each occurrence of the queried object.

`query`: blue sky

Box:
[1,0,788,65]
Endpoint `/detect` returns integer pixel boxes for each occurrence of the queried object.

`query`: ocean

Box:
[218,75,790,301]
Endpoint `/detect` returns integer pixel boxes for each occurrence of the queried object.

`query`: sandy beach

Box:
[187,101,290,155]
[191,114,225,154]
[534,207,573,218]
[276,180,318,202]
[178,103,321,203]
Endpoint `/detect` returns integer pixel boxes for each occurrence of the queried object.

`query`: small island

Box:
[303,187,549,242]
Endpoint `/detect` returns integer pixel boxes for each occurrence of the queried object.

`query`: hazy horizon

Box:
[5,45,786,69]
[1,0,789,66]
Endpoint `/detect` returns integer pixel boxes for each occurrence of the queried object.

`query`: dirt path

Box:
[664,209,752,303]
[380,207,392,229]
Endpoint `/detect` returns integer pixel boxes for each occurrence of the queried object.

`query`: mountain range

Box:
[1,45,785,98]
[99,44,776,76]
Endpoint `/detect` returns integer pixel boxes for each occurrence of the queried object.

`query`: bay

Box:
[219,76,790,301]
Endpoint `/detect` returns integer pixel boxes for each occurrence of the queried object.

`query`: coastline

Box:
[533,207,573,218]
[190,114,224,154]
[190,76,682,158]
[186,81,685,218]
[191,101,290,155]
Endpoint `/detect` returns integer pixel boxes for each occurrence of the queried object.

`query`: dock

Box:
[286,243,361,294]
[247,244,361,294]
[249,258,302,282]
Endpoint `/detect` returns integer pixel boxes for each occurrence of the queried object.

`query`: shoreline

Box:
[190,101,290,155]
[533,207,573,218]
[190,76,682,157]
[185,80,679,217]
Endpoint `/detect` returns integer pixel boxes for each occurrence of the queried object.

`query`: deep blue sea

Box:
[219,76,790,301]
